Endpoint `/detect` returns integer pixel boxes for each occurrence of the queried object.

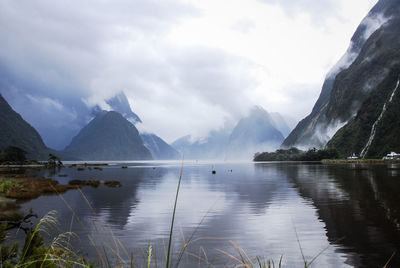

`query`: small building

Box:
[383,152,400,160]
[347,153,359,160]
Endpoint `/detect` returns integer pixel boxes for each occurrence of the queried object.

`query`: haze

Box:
[0,0,378,148]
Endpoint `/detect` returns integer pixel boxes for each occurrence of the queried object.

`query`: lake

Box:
[8,161,400,267]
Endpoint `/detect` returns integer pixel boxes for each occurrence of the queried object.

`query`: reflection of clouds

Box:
[19,163,354,266]
[235,195,351,267]
[111,164,351,266]
[125,172,228,240]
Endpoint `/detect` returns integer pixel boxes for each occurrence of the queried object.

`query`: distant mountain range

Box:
[283,0,400,158]
[172,106,286,160]
[0,91,181,161]
[4,1,398,160]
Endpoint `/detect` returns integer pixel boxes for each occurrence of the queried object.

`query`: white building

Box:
[347,153,359,160]
[383,152,400,160]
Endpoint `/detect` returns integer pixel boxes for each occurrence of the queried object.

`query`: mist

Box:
[0,0,378,149]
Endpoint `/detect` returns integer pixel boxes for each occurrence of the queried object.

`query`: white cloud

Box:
[0,0,379,145]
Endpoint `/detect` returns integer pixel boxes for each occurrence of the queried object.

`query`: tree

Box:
[47,154,63,167]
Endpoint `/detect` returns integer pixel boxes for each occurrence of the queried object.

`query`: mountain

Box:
[282,0,400,150]
[226,106,284,159]
[106,92,142,124]
[64,111,152,160]
[171,127,232,160]
[172,107,285,160]
[140,133,180,160]
[0,94,50,160]
[92,92,179,160]
[93,91,142,125]
[270,112,292,138]
[327,67,400,158]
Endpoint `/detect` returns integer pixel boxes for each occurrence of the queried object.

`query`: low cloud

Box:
[258,0,338,21]
[360,12,390,40]
[0,0,379,148]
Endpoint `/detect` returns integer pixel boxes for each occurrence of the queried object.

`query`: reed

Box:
[2,164,384,268]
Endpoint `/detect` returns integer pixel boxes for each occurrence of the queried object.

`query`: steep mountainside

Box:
[226,106,284,158]
[106,92,142,124]
[327,66,400,158]
[140,133,180,160]
[270,112,291,138]
[0,94,49,160]
[64,111,152,160]
[93,92,142,124]
[283,0,400,149]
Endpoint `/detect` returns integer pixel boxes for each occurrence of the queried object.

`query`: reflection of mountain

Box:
[279,164,400,267]
[69,167,168,227]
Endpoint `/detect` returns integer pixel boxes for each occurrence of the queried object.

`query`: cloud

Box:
[0,0,379,147]
[360,12,390,40]
[0,0,197,148]
[231,19,256,34]
[257,0,338,21]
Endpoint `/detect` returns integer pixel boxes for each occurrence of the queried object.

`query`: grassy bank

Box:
[322,159,400,164]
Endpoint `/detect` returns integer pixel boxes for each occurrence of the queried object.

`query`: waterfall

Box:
[360,78,400,158]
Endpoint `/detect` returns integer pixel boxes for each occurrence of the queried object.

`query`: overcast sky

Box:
[0,0,378,145]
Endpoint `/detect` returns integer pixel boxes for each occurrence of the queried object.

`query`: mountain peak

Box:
[64,110,152,160]
[106,92,142,124]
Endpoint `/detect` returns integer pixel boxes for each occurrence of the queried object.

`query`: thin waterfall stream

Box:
[360,78,400,158]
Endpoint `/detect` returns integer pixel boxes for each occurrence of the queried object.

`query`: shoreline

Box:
[322,159,400,164]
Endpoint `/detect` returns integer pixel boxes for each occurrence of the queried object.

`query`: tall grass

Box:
[1,163,374,268]
[0,210,90,267]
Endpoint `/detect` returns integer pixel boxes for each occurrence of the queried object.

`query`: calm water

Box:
[8,161,400,267]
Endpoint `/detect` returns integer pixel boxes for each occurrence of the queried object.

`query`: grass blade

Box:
[166,160,184,268]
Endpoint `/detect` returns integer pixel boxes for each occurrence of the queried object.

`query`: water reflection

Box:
[279,163,400,267]
[9,162,399,267]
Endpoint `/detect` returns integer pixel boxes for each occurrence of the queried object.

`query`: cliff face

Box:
[283,0,400,151]
[0,94,49,160]
[327,66,400,158]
